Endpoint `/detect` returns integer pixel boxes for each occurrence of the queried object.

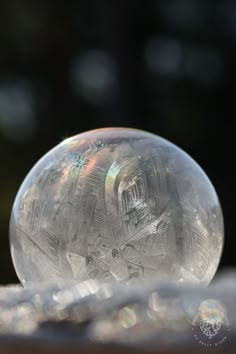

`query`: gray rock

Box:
[0,269,235,353]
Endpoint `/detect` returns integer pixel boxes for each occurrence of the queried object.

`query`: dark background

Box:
[0,0,234,284]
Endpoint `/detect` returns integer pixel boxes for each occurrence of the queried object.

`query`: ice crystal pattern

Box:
[10,128,224,286]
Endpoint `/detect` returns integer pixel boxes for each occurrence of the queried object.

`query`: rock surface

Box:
[0,269,235,353]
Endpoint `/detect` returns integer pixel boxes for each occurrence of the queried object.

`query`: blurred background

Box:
[0,0,235,284]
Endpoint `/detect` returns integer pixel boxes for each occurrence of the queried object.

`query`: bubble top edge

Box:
[61,127,156,144]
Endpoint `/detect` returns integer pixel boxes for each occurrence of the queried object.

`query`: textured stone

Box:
[0,270,235,354]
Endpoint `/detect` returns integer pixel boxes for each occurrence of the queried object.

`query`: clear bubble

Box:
[10,128,224,286]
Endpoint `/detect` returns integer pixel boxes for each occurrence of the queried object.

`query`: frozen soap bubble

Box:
[10,128,224,286]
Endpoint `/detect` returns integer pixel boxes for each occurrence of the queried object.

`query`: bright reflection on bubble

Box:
[0,302,37,334]
[0,80,37,141]
[53,279,99,306]
[119,306,137,329]
[96,284,112,300]
[32,293,43,309]
[145,36,183,77]
[185,48,223,86]
[148,292,187,328]
[70,50,117,104]
[198,299,227,325]
[53,289,75,305]
[148,292,160,312]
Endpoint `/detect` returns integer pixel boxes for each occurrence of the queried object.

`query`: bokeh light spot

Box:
[185,47,223,86]
[70,50,117,104]
[145,36,183,78]
[158,0,208,31]
[0,80,37,141]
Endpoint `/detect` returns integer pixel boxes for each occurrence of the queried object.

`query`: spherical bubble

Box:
[10,128,224,286]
